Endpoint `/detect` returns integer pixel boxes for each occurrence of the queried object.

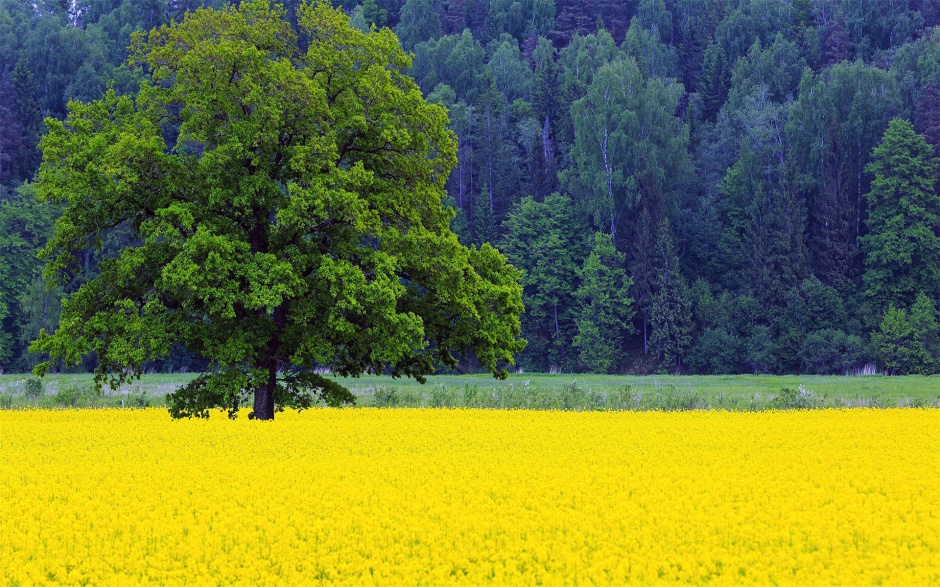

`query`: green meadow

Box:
[1,372,936,411]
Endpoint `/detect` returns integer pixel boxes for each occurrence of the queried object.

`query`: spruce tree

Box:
[649,219,693,372]
[861,118,940,321]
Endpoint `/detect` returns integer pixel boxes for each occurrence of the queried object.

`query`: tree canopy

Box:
[31,0,525,419]
[2,0,940,377]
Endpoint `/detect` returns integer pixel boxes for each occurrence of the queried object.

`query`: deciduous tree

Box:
[32,1,525,419]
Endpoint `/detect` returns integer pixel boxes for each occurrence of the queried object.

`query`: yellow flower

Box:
[0,408,936,585]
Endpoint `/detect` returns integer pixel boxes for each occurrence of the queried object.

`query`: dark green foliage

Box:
[573,233,635,373]
[787,61,902,289]
[32,2,525,419]
[861,119,940,320]
[3,0,940,378]
[0,184,59,370]
[649,219,693,371]
[396,0,442,50]
[872,307,927,375]
[500,195,586,372]
[687,327,745,374]
[799,329,868,375]
[872,297,940,375]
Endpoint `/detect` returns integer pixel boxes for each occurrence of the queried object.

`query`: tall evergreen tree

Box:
[787,61,901,289]
[649,219,693,371]
[699,42,729,120]
[12,58,42,183]
[861,118,940,320]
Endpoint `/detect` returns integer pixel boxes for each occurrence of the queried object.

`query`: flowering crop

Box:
[1,408,937,585]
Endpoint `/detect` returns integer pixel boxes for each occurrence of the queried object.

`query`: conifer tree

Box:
[861,118,940,320]
[649,219,693,371]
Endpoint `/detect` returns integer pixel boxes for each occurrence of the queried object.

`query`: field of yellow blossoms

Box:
[1,408,937,586]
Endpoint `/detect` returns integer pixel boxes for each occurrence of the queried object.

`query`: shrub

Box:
[560,381,587,410]
[687,327,745,374]
[0,394,12,408]
[372,386,399,407]
[54,385,84,407]
[463,383,479,407]
[24,377,44,400]
[771,385,819,410]
[127,390,150,408]
[398,389,421,407]
[652,385,701,411]
[799,329,867,374]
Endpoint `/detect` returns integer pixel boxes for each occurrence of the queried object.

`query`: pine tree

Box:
[914,83,940,159]
[0,74,22,187]
[861,118,940,320]
[630,207,657,354]
[649,219,693,372]
[472,183,496,246]
[12,58,42,183]
[699,42,729,120]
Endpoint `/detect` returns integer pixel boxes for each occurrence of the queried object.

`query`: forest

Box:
[0,0,939,376]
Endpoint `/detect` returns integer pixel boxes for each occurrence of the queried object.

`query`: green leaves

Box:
[862,118,940,319]
[562,56,688,239]
[33,0,524,418]
[573,233,635,373]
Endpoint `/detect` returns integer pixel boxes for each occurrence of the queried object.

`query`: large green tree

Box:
[500,194,586,372]
[861,118,940,319]
[572,232,634,373]
[562,56,688,241]
[32,1,525,419]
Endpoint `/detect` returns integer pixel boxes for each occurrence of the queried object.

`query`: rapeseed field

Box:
[1,408,937,586]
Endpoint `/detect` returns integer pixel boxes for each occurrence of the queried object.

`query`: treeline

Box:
[1,0,939,375]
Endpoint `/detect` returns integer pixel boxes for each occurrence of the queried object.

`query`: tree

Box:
[798,329,867,375]
[872,307,931,374]
[32,1,525,419]
[787,61,902,289]
[361,0,388,27]
[910,292,940,369]
[699,43,729,120]
[500,194,586,372]
[0,72,23,187]
[861,118,940,320]
[0,184,59,370]
[12,58,43,183]
[572,232,634,373]
[396,0,442,50]
[649,219,693,371]
[621,15,678,80]
[562,57,688,241]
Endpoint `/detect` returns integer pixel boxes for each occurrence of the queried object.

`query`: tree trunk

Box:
[253,363,276,420]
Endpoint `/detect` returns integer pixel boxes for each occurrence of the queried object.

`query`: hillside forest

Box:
[1,0,939,376]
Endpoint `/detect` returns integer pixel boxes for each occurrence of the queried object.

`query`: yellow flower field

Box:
[1,408,937,586]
